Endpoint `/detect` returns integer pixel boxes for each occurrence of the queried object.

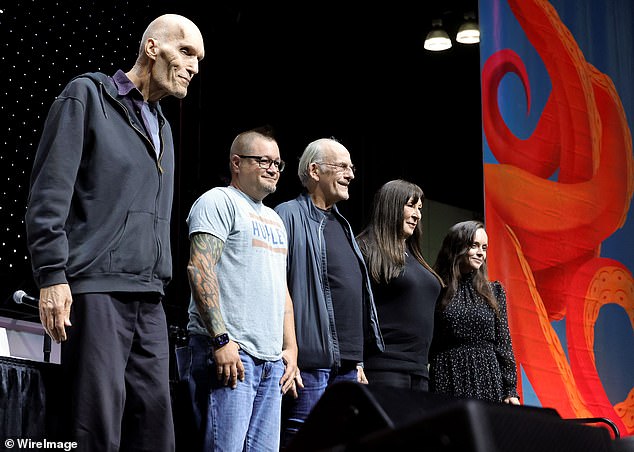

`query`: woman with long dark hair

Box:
[429,220,520,404]
[357,179,444,391]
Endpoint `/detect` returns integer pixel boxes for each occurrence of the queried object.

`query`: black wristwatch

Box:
[212,332,230,349]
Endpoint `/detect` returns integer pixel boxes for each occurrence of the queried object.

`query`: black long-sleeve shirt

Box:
[364,253,442,377]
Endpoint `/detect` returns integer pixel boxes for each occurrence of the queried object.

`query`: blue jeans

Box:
[281,363,358,449]
[181,334,285,452]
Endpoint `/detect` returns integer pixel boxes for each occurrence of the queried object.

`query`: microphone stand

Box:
[12,290,52,363]
[43,335,51,363]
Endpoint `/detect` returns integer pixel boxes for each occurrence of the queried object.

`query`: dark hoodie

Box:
[26,71,174,294]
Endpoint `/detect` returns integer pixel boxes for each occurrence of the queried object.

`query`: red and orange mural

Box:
[481,0,633,436]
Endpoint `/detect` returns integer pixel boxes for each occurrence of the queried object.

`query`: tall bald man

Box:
[25,14,205,451]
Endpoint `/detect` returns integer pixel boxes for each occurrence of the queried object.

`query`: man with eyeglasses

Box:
[180,127,301,451]
[274,137,384,449]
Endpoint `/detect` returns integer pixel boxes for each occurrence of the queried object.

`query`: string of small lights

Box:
[0,0,154,306]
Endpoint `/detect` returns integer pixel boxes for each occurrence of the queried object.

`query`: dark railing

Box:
[564,416,620,439]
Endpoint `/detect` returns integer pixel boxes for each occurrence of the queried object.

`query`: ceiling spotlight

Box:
[424,19,452,51]
[456,12,480,44]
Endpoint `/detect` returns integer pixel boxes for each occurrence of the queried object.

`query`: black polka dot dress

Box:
[429,275,519,403]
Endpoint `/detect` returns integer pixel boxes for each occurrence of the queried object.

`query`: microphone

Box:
[12,290,52,363]
[12,290,40,309]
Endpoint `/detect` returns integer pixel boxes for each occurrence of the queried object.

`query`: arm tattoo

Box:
[187,233,226,336]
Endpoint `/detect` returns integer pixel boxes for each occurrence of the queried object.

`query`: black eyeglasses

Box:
[237,155,285,172]
[315,162,356,174]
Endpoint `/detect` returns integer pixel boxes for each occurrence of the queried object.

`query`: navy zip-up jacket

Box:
[26,72,174,294]
[275,193,384,369]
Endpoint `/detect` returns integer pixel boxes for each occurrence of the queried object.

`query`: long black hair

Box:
[357,179,443,286]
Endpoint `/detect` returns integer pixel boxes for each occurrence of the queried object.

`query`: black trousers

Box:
[364,369,429,391]
[60,292,175,452]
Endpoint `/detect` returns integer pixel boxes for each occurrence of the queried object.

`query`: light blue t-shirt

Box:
[186,186,288,361]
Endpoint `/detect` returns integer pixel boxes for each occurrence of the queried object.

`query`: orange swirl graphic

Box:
[482,0,633,436]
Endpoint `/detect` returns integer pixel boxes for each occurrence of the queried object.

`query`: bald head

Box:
[136,14,204,64]
[128,13,204,101]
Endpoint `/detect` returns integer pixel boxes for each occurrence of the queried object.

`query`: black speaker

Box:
[287,381,614,452]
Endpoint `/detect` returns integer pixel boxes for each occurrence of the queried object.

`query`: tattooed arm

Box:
[187,232,245,388]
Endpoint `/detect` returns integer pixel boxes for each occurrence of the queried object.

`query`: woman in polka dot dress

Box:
[429,220,520,405]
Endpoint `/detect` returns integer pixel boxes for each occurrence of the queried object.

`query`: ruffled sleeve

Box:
[492,281,519,400]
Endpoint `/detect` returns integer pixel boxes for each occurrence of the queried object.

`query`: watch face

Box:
[214,333,229,348]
